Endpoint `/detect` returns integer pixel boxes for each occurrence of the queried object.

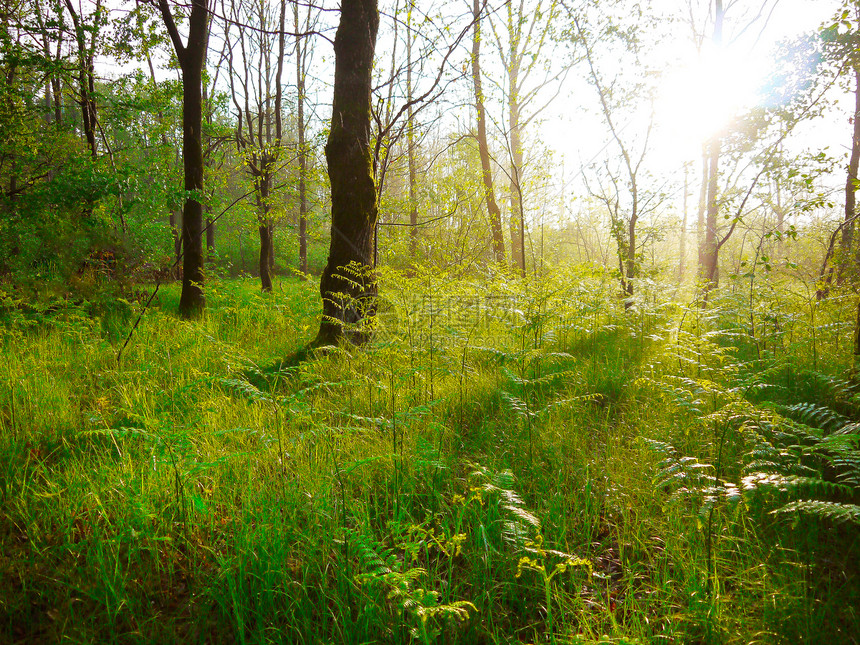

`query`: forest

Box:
[1,0,859,642]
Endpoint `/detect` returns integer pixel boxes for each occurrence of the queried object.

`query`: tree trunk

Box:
[472,0,505,265]
[268,221,275,271]
[63,0,98,159]
[854,299,860,370]
[169,208,181,271]
[256,172,274,292]
[700,136,721,291]
[178,58,206,315]
[158,0,209,317]
[295,1,308,277]
[843,67,860,281]
[206,215,215,258]
[509,55,525,275]
[817,68,860,297]
[406,3,418,263]
[679,162,688,281]
[315,0,379,346]
[774,174,784,257]
[259,224,273,292]
[696,147,707,270]
[698,0,724,300]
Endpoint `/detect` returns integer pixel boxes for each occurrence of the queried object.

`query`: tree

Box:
[223,0,288,292]
[154,0,209,317]
[572,4,662,307]
[472,0,505,264]
[491,0,562,274]
[63,0,103,159]
[315,0,379,345]
[690,0,808,296]
[294,0,315,277]
[406,0,418,261]
[816,2,860,291]
[697,0,725,292]
[679,161,691,280]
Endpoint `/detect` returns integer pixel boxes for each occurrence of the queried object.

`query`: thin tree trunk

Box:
[63,0,98,159]
[696,147,707,270]
[698,0,724,297]
[295,0,308,277]
[854,299,860,369]
[509,54,524,274]
[626,203,637,304]
[406,1,418,263]
[206,215,215,258]
[169,208,181,269]
[774,174,784,257]
[472,0,505,265]
[268,221,275,271]
[843,67,860,281]
[315,0,379,345]
[701,136,720,291]
[680,162,688,281]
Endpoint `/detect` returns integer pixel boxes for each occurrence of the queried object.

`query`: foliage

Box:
[1,271,857,644]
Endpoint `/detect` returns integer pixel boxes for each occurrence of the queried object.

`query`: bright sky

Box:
[546,0,844,218]
[94,0,847,226]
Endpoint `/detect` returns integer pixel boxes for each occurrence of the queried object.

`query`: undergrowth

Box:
[0,269,857,644]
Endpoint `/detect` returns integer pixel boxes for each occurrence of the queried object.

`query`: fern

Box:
[644,369,860,530]
[776,402,849,435]
[773,500,860,525]
[468,463,541,544]
[348,528,476,644]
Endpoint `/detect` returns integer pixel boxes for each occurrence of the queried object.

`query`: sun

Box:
[656,44,768,160]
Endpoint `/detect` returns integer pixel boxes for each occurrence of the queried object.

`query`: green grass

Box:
[0,270,858,644]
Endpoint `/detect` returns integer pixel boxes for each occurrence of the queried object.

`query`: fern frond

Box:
[777,402,849,434]
[772,500,860,525]
[741,473,852,497]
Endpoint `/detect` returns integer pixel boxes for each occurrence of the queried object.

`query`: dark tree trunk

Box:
[259,224,273,292]
[63,0,98,159]
[51,76,62,124]
[158,0,209,317]
[256,173,274,292]
[179,59,206,315]
[315,0,379,346]
[472,0,505,265]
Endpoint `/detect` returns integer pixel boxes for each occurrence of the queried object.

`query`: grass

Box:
[0,268,858,644]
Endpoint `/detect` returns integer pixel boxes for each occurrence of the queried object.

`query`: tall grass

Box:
[0,269,857,644]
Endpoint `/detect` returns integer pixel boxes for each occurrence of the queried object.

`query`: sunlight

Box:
[656,44,768,158]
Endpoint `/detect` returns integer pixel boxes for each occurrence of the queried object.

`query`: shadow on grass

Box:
[239,342,341,392]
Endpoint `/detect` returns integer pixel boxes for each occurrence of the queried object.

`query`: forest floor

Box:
[0,270,858,644]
